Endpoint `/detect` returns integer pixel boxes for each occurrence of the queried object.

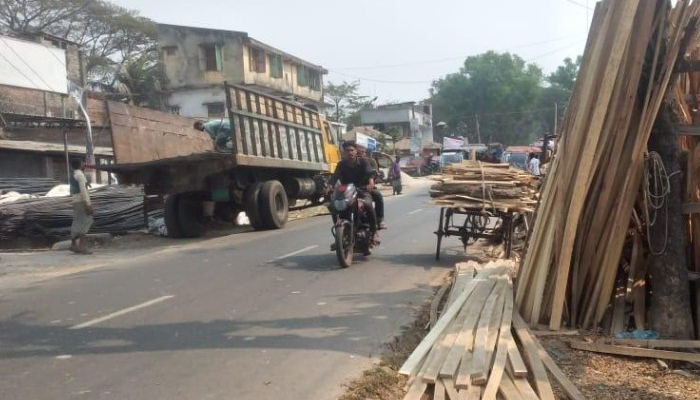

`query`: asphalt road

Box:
[0,182,465,400]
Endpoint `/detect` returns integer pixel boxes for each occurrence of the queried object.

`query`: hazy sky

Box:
[111,0,592,102]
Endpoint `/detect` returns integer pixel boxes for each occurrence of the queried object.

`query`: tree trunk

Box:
[646,103,695,339]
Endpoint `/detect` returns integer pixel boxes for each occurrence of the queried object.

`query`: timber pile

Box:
[0,178,61,195]
[0,185,160,240]
[399,260,585,400]
[516,0,700,331]
[430,161,537,212]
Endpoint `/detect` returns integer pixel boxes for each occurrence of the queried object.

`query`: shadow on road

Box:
[0,286,437,360]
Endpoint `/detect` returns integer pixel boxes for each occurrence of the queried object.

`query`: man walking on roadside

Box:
[69,158,94,254]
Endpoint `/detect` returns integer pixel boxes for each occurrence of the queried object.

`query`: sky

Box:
[111,0,593,103]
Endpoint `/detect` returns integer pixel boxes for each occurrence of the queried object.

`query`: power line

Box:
[526,40,585,62]
[331,34,583,71]
[561,0,594,11]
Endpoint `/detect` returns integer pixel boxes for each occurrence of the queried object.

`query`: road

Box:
[0,182,465,400]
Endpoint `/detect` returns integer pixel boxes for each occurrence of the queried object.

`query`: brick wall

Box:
[0,85,75,118]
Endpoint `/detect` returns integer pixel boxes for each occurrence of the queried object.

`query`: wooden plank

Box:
[483,287,515,400]
[507,333,528,378]
[403,376,428,400]
[511,375,541,400]
[440,279,496,378]
[571,341,700,362]
[434,378,446,400]
[462,280,505,386]
[400,267,506,376]
[430,281,452,329]
[608,338,700,349]
[677,124,700,136]
[531,334,586,400]
[466,384,482,400]
[610,281,627,335]
[512,313,556,400]
[446,262,476,308]
[498,373,526,400]
[442,378,461,400]
[682,202,700,214]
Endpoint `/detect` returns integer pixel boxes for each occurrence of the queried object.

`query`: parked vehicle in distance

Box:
[503,146,541,170]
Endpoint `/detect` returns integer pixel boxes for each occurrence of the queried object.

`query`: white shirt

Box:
[529,158,541,176]
[72,169,92,205]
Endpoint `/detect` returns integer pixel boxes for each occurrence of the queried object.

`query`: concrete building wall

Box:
[158,25,246,89]
[168,86,226,119]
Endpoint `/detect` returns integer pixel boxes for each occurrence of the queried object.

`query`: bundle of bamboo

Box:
[515,0,700,331]
[430,161,537,212]
[399,260,585,400]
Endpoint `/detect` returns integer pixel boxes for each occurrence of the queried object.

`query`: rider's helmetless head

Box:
[342,141,358,160]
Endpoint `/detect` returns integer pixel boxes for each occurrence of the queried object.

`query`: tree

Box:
[428,52,581,145]
[324,80,374,127]
[428,51,545,145]
[111,51,168,109]
[0,0,163,106]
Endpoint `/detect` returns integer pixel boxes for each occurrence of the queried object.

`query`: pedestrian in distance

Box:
[69,158,94,254]
[528,152,541,176]
[389,155,403,195]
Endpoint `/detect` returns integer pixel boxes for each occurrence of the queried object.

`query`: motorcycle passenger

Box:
[358,147,386,230]
[327,141,380,244]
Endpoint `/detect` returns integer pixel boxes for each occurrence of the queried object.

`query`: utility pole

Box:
[553,102,558,137]
[475,115,482,144]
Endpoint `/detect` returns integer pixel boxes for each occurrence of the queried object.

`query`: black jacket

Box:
[329,157,374,187]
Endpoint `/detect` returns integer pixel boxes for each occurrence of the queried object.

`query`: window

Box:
[296,65,307,86]
[296,65,321,90]
[249,47,266,73]
[206,102,225,118]
[307,69,321,91]
[201,44,223,71]
[162,46,177,56]
[168,106,180,115]
[269,54,283,78]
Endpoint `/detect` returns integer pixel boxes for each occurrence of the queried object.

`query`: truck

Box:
[102,83,342,238]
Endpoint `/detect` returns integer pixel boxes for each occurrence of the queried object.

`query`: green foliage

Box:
[429,51,580,145]
[0,0,166,108]
[324,80,373,128]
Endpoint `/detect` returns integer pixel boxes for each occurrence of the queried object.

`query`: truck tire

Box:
[244,182,265,230]
[164,194,184,238]
[177,192,207,238]
[259,180,289,229]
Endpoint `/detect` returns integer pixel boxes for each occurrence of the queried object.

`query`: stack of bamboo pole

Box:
[515,0,700,331]
[430,161,537,212]
[399,260,585,400]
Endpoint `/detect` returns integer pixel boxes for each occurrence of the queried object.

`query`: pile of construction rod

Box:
[0,185,161,240]
[0,178,61,195]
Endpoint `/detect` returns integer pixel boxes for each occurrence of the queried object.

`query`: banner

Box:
[355,132,376,152]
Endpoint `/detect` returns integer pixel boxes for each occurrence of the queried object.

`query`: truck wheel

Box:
[244,183,265,230]
[164,195,183,238]
[177,192,207,238]
[260,180,289,229]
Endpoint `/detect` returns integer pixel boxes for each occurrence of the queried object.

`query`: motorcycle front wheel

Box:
[335,221,354,268]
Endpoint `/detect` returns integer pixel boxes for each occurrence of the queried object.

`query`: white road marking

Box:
[269,245,318,262]
[69,295,174,329]
[408,208,424,215]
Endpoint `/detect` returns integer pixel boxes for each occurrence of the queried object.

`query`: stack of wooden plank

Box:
[516,0,700,331]
[399,260,585,400]
[430,161,537,212]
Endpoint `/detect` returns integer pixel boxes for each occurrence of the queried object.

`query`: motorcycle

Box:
[327,183,375,268]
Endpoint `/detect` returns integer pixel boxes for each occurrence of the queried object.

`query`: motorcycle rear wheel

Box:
[335,222,354,269]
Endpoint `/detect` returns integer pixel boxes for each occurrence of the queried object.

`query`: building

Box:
[360,102,434,144]
[157,24,327,119]
[0,32,84,119]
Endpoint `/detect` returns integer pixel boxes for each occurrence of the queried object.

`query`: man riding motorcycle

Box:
[327,140,380,246]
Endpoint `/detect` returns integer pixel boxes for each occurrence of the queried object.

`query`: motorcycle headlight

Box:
[333,199,348,211]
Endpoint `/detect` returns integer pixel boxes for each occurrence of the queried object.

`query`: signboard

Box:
[0,36,67,94]
[355,132,377,152]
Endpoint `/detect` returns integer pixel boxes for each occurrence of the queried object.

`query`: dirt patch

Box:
[540,336,700,400]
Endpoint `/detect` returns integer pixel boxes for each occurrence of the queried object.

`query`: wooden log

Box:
[608,338,700,349]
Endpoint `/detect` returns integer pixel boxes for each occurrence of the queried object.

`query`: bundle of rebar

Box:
[0,178,61,195]
[0,185,160,240]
